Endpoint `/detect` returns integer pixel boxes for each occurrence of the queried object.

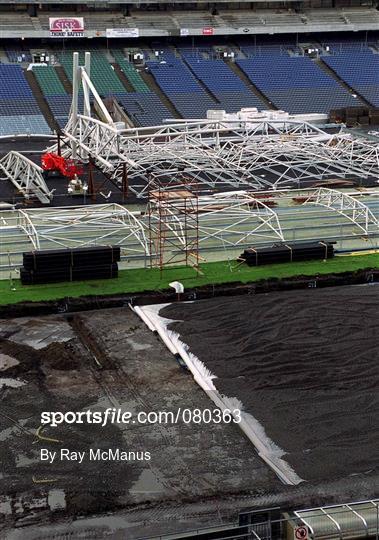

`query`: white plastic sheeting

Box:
[133,302,304,486]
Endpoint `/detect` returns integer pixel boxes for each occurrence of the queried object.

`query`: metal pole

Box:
[84,51,91,119]
[71,52,79,159]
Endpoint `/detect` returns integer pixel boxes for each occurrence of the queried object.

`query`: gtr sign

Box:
[49,17,84,37]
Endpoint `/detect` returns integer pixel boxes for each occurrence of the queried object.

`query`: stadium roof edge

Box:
[1,23,379,39]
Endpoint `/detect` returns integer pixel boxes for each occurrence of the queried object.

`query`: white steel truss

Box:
[16,204,150,256]
[45,52,379,198]
[0,151,53,204]
[1,189,377,269]
[54,114,379,198]
[44,52,379,201]
[148,191,284,258]
[306,187,379,235]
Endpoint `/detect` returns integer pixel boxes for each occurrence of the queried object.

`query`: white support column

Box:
[71,52,80,158]
[83,51,91,119]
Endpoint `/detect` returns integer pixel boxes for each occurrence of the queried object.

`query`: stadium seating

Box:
[59,50,125,96]
[5,47,32,63]
[0,37,377,133]
[237,53,360,114]
[115,93,173,127]
[0,115,51,136]
[0,65,50,135]
[322,50,379,107]
[112,50,150,93]
[32,66,70,128]
[146,50,220,118]
[181,50,267,112]
[33,66,66,95]
[1,8,379,38]
[0,13,34,34]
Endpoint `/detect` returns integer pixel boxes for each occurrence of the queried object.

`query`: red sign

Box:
[49,17,84,37]
[294,526,308,540]
[202,27,214,35]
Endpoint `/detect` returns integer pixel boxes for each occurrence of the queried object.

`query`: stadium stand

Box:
[37,11,127,30]
[0,64,50,135]
[115,93,173,126]
[237,52,361,114]
[322,49,379,107]
[59,50,125,95]
[2,8,379,38]
[33,66,71,128]
[146,49,220,118]
[0,12,35,34]
[0,31,377,134]
[112,50,150,93]
[33,66,66,95]
[181,49,267,112]
[4,46,32,63]
[29,49,173,128]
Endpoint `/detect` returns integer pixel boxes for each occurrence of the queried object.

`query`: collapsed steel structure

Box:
[1,53,379,205]
[1,188,377,270]
[0,151,53,204]
[307,187,378,236]
[0,52,377,272]
[57,114,379,198]
[43,51,379,200]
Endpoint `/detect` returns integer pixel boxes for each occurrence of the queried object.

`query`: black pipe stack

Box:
[20,246,120,285]
[239,242,334,267]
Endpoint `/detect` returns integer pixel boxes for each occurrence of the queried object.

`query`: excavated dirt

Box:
[0,308,281,534]
[161,284,379,484]
[1,288,378,538]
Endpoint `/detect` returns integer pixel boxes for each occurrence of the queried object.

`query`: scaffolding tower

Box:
[147,174,199,272]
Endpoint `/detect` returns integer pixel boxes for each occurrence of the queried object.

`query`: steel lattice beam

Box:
[306,187,379,235]
[0,151,53,204]
[17,204,150,255]
[147,191,285,259]
[47,52,379,200]
[50,115,379,198]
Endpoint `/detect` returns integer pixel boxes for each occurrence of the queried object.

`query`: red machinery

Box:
[41,153,83,180]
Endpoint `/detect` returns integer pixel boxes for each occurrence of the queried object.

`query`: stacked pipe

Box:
[329,106,379,126]
[20,246,120,285]
[239,242,334,267]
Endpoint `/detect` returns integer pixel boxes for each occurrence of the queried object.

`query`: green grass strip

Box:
[0,253,378,306]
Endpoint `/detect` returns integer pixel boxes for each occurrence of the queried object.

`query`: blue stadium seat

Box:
[115,93,173,127]
[181,51,266,112]
[146,50,218,118]
[236,53,361,114]
[322,50,379,107]
[0,65,51,135]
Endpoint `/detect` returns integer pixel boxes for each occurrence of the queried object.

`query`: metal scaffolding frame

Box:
[147,176,200,270]
[148,191,285,257]
[0,151,53,204]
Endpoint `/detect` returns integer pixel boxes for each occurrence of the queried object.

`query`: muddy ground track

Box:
[69,313,215,498]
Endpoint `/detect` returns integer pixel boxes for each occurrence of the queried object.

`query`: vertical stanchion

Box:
[71,52,79,159]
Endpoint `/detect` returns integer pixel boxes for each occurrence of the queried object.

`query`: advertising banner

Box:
[49,17,84,37]
[106,28,139,38]
[202,27,214,35]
